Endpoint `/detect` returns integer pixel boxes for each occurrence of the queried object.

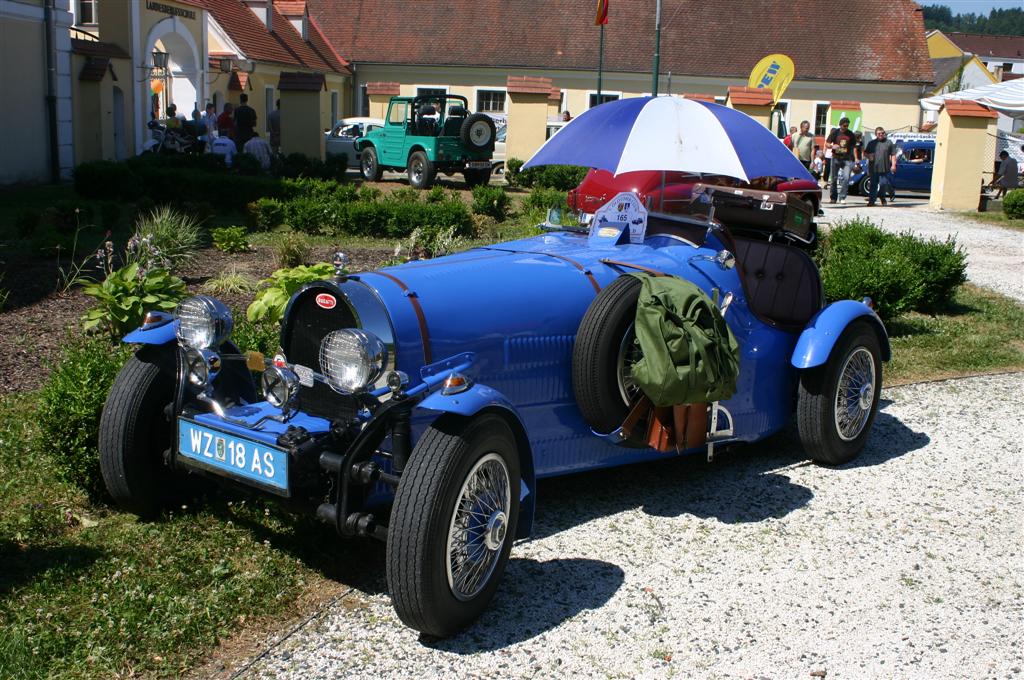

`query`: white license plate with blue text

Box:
[177,419,288,494]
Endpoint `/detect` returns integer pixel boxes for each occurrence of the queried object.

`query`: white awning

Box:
[920,79,1024,117]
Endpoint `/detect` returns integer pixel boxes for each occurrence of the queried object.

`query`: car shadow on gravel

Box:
[421,557,624,652]
[529,407,929,540]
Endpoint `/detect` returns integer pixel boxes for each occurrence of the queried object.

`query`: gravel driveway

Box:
[820,198,1024,303]
[238,372,1024,680]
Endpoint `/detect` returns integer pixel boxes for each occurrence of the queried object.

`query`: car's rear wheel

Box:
[858,175,871,197]
[99,345,185,517]
[387,414,520,637]
[407,150,436,189]
[464,168,491,187]
[573,275,643,433]
[361,146,382,181]
[460,114,496,151]
[797,320,882,465]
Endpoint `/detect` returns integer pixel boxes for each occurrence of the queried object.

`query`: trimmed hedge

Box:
[1004,188,1024,219]
[817,219,967,320]
[505,158,587,190]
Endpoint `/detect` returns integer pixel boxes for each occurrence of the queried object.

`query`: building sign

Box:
[830,106,863,133]
[145,1,196,20]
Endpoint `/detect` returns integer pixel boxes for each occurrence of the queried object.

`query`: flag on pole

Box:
[595,0,608,25]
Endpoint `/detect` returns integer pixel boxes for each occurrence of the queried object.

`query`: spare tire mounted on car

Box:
[460,113,496,151]
[573,274,740,439]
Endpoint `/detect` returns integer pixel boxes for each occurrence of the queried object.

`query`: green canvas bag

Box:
[629,274,740,407]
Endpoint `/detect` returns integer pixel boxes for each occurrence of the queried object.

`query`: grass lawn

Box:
[958,210,1024,232]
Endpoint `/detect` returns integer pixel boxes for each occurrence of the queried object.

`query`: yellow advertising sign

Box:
[747,54,795,104]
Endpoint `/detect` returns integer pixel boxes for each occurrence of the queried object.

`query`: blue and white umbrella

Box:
[523,96,813,182]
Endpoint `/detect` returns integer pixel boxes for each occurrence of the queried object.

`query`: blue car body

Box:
[852,139,934,195]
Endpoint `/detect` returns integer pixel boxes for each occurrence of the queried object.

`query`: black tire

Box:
[407,150,436,189]
[99,346,180,517]
[797,320,883,465]
[572,275,643,433]
[361,146,382,181]
[387,414,521,637]
[858,175,871,197]
[463,168,491,187]
[460,114,496,151]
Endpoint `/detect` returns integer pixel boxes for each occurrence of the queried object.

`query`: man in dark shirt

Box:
[826,117,859,204]
[233,93,257,147]
[864,127,898,206]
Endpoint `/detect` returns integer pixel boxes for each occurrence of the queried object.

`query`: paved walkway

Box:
[820,193,1024,303]
[238,373,1024,680]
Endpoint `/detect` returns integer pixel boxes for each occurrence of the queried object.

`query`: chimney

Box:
[242,0,273,32]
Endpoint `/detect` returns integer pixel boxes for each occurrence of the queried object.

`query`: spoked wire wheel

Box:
[834,347,875,441]
[445,453,511,601]
[615,322,643,406]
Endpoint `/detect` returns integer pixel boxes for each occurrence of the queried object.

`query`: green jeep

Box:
[357,94,496,189]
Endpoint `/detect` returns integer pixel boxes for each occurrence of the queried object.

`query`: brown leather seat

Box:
[731,236,823,330]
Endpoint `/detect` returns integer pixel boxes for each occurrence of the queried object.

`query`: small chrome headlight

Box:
[261,365,300,408]
[176,296,233,349]
[184,347,221,388]
[319,329,387,394]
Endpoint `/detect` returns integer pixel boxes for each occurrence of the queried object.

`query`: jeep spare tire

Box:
[461,114,496,151]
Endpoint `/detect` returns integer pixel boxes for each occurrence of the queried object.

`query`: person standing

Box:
[217,102,235,140]
[268,98,281,153]
[243,131,273,171]
[791,120,814,170]
[234,93,257,147]
[201,103,217,149]
[864,127,897,206]
[826,117,859,204]
[783,125,797,150]
[991,150,1019,198]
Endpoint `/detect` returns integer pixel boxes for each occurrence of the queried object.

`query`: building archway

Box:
[143,16,203,119]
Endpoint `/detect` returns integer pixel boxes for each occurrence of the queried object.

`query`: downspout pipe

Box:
[44,0,60,183]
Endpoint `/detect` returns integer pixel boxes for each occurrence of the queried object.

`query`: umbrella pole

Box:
[651,0,662,96]
[597,24,604,100]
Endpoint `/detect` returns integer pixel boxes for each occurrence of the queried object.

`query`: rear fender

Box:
[791,300,890,369]
[122,312,178,345]
[419,384,536,539]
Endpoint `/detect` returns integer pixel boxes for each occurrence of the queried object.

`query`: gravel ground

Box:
[819,196,1024,303]
[238,372,1024,680]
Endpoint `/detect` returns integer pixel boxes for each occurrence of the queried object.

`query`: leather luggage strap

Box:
[599,259,670,277]
[481,247,601,293]
[367,271,432,365]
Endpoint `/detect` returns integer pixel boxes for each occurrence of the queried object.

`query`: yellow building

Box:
[925,30,998,95]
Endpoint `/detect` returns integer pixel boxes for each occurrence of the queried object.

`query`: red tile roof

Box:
[728,86,773,106]
[275,1,306,16]
[683,93,716,102]
[945,33,1024,59]
[198,0,348,74]
[507,75,553,95]
[306,0,933,84]
[830,100,862,110]
[943,99,997,119]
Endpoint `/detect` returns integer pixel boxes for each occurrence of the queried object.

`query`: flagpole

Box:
[597,24,604,101]
[651,0,662,96]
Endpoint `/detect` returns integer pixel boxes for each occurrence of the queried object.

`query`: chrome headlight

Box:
[319,329,387,393]
[261,365,300,408]
[184,347,221,388]
[176,296,233,349]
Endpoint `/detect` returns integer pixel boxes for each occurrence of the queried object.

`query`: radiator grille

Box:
[282,286,359,421]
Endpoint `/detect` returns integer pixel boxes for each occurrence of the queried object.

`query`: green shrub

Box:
[281,177,348,201]
[471,185,510,221]
[425,186,448,203]
[74,160,140,200]
[1004,188,1024,219]
[515,164,588,190]
[247,263,335,324]
[390,187,421,204]
[181,200,215,226]
[14,208,40,237]
[286,195,342,235]
[80,262,187,338]
[247,197,287,231]
[98,201,121,229]
[817,219,967,320]
[323,153,348,180]
[359,185,382,202]
[522,186,567,212]
[274,231,311,268]
[505,158,525,188]
[234,152,263,176]
[130,206,204,271]
[341,200,391,236]
[232,318,280,356]
[36,336,132,498]
[211,226,250,253]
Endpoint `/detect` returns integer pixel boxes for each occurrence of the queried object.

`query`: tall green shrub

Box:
[1003,188,1024,219]
[247,198,287,231]
[471,185,510,221]
[36,337,132,498]
[130,206,204,271]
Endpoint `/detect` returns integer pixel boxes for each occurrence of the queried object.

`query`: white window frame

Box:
[76,0,98,26]
[714,96,726,105]
[586,90,621,109]
[473,86,507,114]
[813,101,830,137]
[774,98,791,138]
[330,90,339,126]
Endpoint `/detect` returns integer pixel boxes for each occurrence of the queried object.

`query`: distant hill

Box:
[923,6,1024,36]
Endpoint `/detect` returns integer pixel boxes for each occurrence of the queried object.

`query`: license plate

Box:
[466,161,491,169]
[177,419,288,495]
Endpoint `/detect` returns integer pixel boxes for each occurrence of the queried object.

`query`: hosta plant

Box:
[247,263,336,324]
[80,262,186,338]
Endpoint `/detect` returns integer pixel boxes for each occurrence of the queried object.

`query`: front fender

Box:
[123,313,178,345]
[791,300,890,369]
[419,383,536,540]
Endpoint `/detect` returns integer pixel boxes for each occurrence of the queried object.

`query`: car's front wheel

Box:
[407,150,436,189]
[386,414,520,637]
[361,146,382,181]
[797,320,882,465]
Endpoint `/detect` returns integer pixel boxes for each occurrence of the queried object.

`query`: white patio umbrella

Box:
[920,79,1024,118]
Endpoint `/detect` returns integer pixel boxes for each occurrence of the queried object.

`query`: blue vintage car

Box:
[851,138,935,196]
[99,186,888,637]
